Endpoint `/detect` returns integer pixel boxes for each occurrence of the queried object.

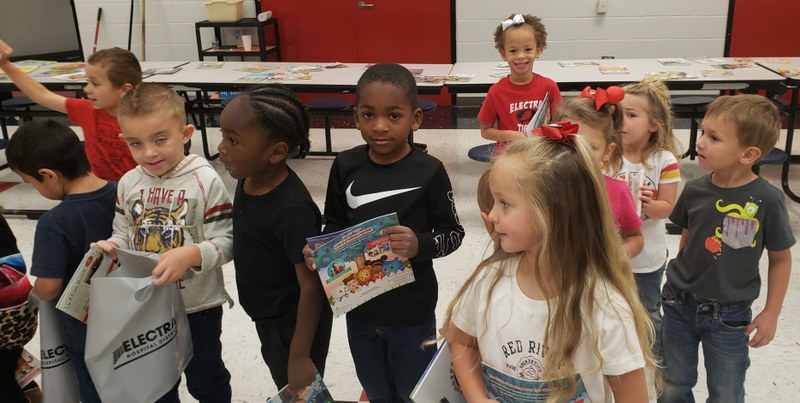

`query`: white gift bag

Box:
[35,295,81,403]
[84,249,193,403]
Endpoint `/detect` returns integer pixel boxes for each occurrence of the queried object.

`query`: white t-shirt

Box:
[452,256,645,402]
[615,150,681,272]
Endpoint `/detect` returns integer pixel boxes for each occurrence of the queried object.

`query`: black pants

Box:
[0,347,26,403]
[255,304,333,390]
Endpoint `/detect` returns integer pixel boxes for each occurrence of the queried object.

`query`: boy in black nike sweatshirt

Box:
[311,63,464,401]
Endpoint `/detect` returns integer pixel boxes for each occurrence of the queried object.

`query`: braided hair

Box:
[240,84,311,158]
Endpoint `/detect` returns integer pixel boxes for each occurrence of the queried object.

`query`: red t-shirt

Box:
[604,175,642,233]
[65,98,137,181]
[478,75,562,154]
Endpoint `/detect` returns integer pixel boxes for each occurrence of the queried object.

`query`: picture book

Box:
[701,68,733,77]
[307,212,415,317]
[446,73,477,82]
[56,246,119,323]
[710,63,755,70]
[777,68,800,78]
[0,64,38,75]
[410,341,466,403]
[686,57,725,64]
[233,64,279,73]
[482,362,590,403]
[644,71,697,80]
[490,72,509,79]
[598,65,630,74]
[198,62,224,69]
[657,58,692,66]
[237,73,274,82]
[523,92,550,135]
[34,62,85,77]
[558,60,600,67]
[288,65,323,73]
[52,70,87,81]
[142,67,183,75]
[266,368,334,403]
[15,349,40,388]
[318,62,348,69]
[415,75,447,84]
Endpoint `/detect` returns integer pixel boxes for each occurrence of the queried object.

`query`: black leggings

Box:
[0,347,27,403]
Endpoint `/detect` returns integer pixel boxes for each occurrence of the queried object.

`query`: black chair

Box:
[672,96,715,160]
[306,97,352,157]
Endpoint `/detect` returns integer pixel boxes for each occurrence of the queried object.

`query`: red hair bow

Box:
[533,121,579,143]
[579,86,625,110]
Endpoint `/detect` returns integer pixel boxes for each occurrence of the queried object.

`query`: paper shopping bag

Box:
[35,295,81,403]
[84,249,193,403]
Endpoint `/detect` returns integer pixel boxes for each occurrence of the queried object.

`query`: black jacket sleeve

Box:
[415,162,464,261]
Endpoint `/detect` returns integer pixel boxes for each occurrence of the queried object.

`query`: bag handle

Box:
[133,276,158,302]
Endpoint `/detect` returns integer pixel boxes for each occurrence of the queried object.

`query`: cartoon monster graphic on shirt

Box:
[705,198,761,256]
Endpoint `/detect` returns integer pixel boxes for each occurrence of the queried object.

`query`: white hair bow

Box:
[501,14,525,31]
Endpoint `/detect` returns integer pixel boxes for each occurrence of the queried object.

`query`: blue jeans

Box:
[658,282,751,403]
[156,306,232,403]
[634,265,665,336]
[346,316,436,403]
[59,312,101,403]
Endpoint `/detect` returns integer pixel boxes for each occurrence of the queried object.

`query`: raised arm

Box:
[0,39,68,113]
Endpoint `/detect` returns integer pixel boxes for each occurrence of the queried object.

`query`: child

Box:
[307,63,465,401]
[478,13,562,155]
[217,84,332,392]
[445,134,657,402]
[616,78,681,333]
[0,39,139,181]
[6,120,116,403]
[93,83,233,402]
[477,168,496,237]
[661,95,794,403]
[554,88,644,258]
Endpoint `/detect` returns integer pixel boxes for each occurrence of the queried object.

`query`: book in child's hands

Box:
[15,349,40,388]
[523,92,550,135]
[307,212,415,317]
[410,341,466,403]
[266,368,334,403]
[56,246,119,323]
[598,66,630,74]
[482,362,591,402]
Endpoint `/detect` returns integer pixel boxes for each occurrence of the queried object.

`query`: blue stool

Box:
[307,97,352,156]
[672,96,715,160]
[411,98,437,152]
[468,143,495,162]
[752,148,787,175]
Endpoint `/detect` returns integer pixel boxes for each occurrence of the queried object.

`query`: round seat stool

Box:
[307,97,352,156]
[671,96,715,160]
[752,148,787,175]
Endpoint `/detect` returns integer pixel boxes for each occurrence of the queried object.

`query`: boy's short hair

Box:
[87,47,142,88]
[6,120,91,180]
[118,83,186,126]
[705,94,781,160]
[356,63,417,110]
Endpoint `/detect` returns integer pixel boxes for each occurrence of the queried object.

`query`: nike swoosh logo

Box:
[346,181,421,209]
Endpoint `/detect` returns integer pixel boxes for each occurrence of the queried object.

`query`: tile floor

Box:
[4,109,800,402]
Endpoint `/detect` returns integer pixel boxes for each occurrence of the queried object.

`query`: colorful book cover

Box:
[410,341,466,403]
[56,246,119,323]
[288,65,323,73]
[15,349,40,388]
[238,72,312,81]
[233,64,279,73]
[777,68,800,78]
[558,60,600,67]
[598,66,630,74]
[307,212,415,317]
[710,63,755,70]
[198,62,224,69]
[415,75,446,84]
[52,70,87,81]
[701,68,733,77]
[237,73,274,82]
[482,363,591,403]
[266,368,334,403]
[644,71,697,80]
[0,64,38,75]
[446,73,477,82]
[657,58,692,66]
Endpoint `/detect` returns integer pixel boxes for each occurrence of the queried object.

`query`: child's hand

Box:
[381,225,419,259]
[287,355,316,395]
[0,39,12,64]
[152,246,195,286]
[745,309,779,347]
[480,211,496,237]
[639,185,655,212]
[302,243,316,271]
[92,240,120,261]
